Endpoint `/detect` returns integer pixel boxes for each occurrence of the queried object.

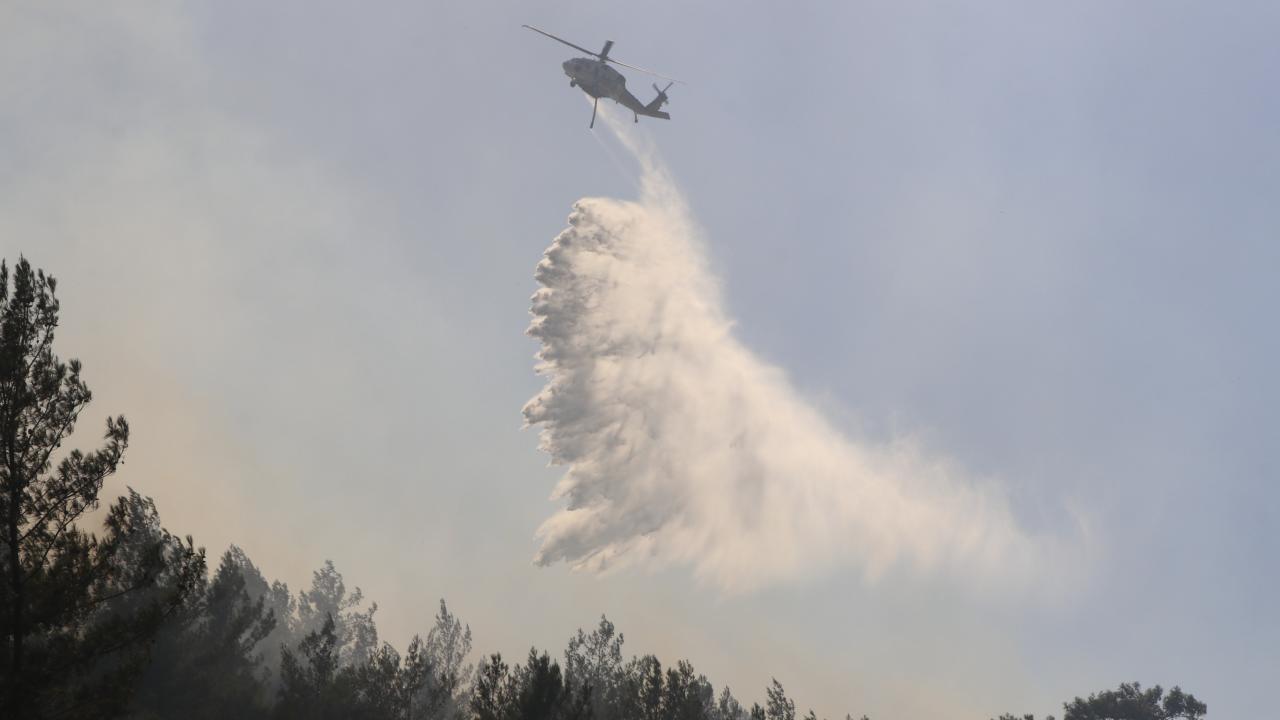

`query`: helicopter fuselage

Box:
[562,58,627,101]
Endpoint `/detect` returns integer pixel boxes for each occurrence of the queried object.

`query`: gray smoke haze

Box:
[524,111,1077,593]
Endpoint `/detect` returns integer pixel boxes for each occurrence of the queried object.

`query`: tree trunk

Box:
[6,462,23,715]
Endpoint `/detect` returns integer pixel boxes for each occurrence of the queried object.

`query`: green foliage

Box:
[765,680,795,720]
[472,653,513,720]
[466,647,591,720]
[662,660,715,720]
[717,686,746,720]
[1062,682,1205,720]
[127,549,277,719]
[276,614,345,719]
[0,258,203,719]
[564,615,624,713]
[993,681,1206,720]
[270,587,471,720]
[298,559,380,667]
[230,545,297,689]
[514,649,569,720]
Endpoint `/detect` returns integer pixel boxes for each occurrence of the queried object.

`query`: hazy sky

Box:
[3,2,1276,717]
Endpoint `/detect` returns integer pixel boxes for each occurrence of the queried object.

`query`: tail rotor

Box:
[651,81,674,108]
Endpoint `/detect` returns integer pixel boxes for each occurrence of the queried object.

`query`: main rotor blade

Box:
[605,57,682,84]
[522,25,600,58]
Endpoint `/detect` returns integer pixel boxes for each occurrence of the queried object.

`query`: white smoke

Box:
[524,109,1068,593]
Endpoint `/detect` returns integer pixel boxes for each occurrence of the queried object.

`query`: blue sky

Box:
[3,2,1276,717]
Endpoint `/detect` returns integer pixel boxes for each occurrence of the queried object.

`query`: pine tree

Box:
[0,258,203,718]
[1062,682,1205,720]
[128,548,276,719]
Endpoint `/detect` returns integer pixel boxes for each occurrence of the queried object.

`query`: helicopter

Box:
[523,24,679,129]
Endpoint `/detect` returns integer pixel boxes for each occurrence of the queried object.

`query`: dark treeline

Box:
[1,256,1208,720]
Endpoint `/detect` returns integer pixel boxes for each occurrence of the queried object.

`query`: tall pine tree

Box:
[0,258,203,718]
